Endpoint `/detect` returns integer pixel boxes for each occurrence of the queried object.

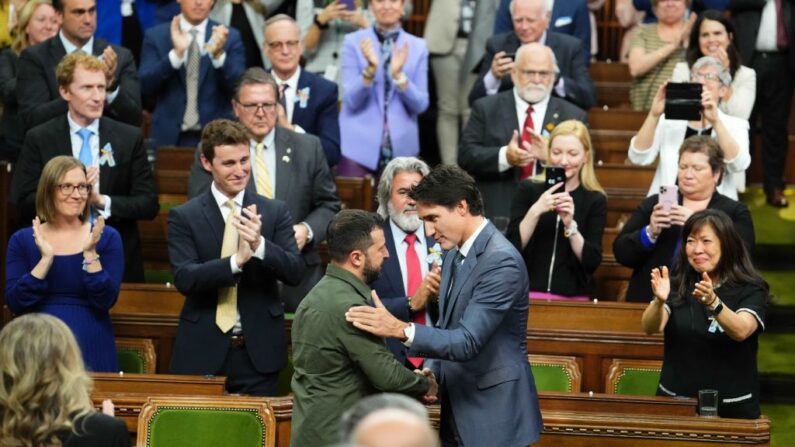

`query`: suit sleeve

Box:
[302,140,341,244]
[10,131,46,219]
[17,49,69,131]
[560,43,596,109]
[468,38,498,106]
[458,100,506,177]
[216,29,246,96]
[613,196,657,269]
[187,146,212,199]
[578,192,607,275]
[139,29,177,96]
[315,82,341,167]
[106,131,159,221]
[341,34,372,112]
[394,41,429,116]
[505,180,540,251]
[570,1,592,67]
[0,50,17,107]
[493,0,512,34]
[258,200,305,286]
[83,227,124,311]
[104,46,143,126]
[4,230,49,314]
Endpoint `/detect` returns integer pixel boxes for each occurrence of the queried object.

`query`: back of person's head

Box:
[327,210,385,263]
[340,394,437,447]
[686,10,741,76]
[200,119,251,162]
[37,155,91,223]
[376,157,430,219]
[408,165,484,216]
[0,314,93,445]
[10,0,55,54]
[55,52,106,89]
[678,135,726,185]
[548,120,604,194]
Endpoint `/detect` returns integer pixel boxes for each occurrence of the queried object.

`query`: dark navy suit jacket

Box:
[290,69,341,167]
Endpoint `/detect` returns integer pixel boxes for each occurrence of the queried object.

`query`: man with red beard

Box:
[459,42,587,219]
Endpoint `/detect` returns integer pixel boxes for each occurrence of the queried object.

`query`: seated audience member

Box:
[16,0,142,131]
[0,314,130,446]
[459,42,587,219]
[11,53,158,282]
[264,14,341,167]
[627,0,692,111]
[643,208,767,419]
[290,210,437,447]
[139,0,245,148]
[671,10,755,120]
[209,0,278,68]
[339,393,438,447]
[0,0,59,161]
[469,0,595,110]
[337,0,429,177]
[614,136,755,303]
[629,56,750,199]
[6,156,124,372]
[506,120,607,300]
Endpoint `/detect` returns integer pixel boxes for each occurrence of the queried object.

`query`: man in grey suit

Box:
[424,0,499,166]
[346,165,543,447]
[188,67,341,312]
[459,43,587,219]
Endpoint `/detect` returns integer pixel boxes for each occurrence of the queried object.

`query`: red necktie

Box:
[520,105,536,180]
[405,233,425,368]
[776,0,789,49]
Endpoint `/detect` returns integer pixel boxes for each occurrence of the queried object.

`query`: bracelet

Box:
[313,14,328,29]
[82,254,100,271]
[645,225,658,243]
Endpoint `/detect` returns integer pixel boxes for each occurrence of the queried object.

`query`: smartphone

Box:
[545,166,566,191]
[665,82,702,121]
[658,185,678,212]
[503,52,516,61]
[339,0,356,10]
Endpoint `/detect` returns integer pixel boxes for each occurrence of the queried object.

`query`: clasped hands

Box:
[171,16,229,60]
[506,128,546,169]
[414,367,438,404]
[232,204,262,267]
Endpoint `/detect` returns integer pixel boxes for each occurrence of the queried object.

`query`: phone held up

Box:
[665,83,702,121]
[545,166,566,191]
[658,185,678,212]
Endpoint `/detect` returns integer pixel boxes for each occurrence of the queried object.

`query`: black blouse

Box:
[506,181,607,297]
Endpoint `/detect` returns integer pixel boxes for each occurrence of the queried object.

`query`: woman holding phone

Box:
[506,120,607,300]
[642,208,768,419]
[614,136,754,303]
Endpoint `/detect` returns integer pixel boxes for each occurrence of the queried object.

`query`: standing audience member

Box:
[339,393,439,447]
[616,0,646,62]
[169,119,304,396]
[729,0,794,207]
[370,157,441,367]
[642,209,768,418]
[337,0,429,177]
[346,166,543,447]
[0,0,59,161]
[628,0,693,111]
[95,0,161,63]
[629,56,750,199]
[672,10,756,120]
[424,0,499,166]
[614,136,755,302]
[6,156,124,372]
[460,42,587,219]
[11,53,158,282]
[210,0,283,68]
[506,120,607,300]
[16,0,142,131]
[290,209,437,447]
[469,0,595,110]
[0,314,130,446]
[139,0,245,148]
[264,14,341,167]
[187,68,340,312]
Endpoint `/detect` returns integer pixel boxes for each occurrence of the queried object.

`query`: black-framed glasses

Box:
[57,183,91,196]
[266,40,300,51]
[237,101,277,113]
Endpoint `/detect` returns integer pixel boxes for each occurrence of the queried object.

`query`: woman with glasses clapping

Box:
[5,156,123,372]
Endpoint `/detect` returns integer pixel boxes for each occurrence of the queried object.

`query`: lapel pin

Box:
[286,147,292,154]
[282,155,291,163]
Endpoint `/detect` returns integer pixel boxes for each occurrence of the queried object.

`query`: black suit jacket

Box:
[10,116,159,282]
[459,90,588,218]
[729,0,795,70]
[167,189,304,375]
[0,49,22,160]
[468,31,595,109]
[16,36,143,131]
[60,413,130,447]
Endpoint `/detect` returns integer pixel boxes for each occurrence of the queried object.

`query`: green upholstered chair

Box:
[137,396,276,447]
[116,338,156,374]
[605,359,663,395]
[528,354,582,393]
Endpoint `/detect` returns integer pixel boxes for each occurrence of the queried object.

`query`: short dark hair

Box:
[408,165,484,216]
[200,119,250,162]
[327,210,384,263]
[678,135,726,185]
[233,67,280,103]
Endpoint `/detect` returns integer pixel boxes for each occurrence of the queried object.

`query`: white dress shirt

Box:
[67,113,112,218]
[755,0,779,52]
[272,67,305,133]
[209,181,266,274]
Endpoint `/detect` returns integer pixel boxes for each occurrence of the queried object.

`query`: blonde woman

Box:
[0,313,129,446]
[506,120,607,300]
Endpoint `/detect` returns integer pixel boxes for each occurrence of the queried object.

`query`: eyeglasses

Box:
[266,40,300,51]
[516,69,554,80]
[57,183,91,196]
[690,72,721,83]
[237,102,277,113]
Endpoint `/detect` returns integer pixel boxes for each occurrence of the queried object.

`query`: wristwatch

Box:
[313,14,329,29]
[564,220,579,238]
[709,297,724,315]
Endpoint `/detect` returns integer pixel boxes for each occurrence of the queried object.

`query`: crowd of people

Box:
[0,0,789,445]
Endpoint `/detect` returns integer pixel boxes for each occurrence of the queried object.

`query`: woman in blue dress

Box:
[5,156,123,372]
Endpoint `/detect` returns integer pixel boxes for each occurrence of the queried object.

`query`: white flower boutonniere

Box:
[427,242,443,266]
[295,87,310,108]
[99,143,116,167]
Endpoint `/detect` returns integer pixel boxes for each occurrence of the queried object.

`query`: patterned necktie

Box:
[405,233,426,367]
[183,29,200,130]
[278,83,289,117]
[520,105,537,179]
[378,29,398,171]
[216,199,239,333]
[77,128,93,166]
[254,142,274,198]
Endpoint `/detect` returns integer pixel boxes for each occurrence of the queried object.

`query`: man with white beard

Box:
[369,157,443,369]
[459,42,588,219]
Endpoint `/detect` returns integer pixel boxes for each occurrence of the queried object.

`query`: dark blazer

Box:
[729,0,795,70]
[371,222,438,365]
[10,116,159,282]
[613,193,755,302]
[59,412,130,447]
[506,181,607,297]
[459,90,588,218]
[291,69,341,167]
[0,49,21,160]
[168,189,304,375]
[410,222,542,447]
[468,30,595,109]
[16,36,142,131]
[139,19,246,148]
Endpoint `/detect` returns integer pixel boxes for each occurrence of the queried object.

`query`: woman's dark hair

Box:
[669,209,768,306]
[686,10,741,78]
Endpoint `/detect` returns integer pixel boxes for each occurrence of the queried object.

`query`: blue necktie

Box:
[78,128,93,166]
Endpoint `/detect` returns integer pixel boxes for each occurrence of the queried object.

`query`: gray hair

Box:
[264,13,299,40]
[376,157,431,218]
[233,67,280,102]
[509,0,548,17]
[691,56,732,86]
[516,42,560,74]
[339,393,430,443]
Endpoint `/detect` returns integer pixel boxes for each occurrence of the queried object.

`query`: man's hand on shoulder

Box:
[346,290,409,339]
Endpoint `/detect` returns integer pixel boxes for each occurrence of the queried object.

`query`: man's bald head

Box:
[351,408,438,447]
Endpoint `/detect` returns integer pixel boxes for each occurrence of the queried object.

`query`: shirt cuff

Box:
[498,145,511,172]
[96,195,112,219]
[402,322,416,347]
[230,255,242,274]
[169,49,186,69]
[554,78,566,98]
[300,222,314,243]
[640,225,657,248]
[292,123,306,134]
[253,235,266,260]
[211,51,226,69]
[484,71,500,95]
[106,87,120,104]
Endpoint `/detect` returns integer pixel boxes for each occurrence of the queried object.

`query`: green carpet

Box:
[758,334,795,375]
[762,404,795,447]
[741,188,795,246]
[760,270,795,307]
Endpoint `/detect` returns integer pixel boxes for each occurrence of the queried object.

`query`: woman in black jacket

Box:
[614,135,755,302]
[506,120,607,300]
